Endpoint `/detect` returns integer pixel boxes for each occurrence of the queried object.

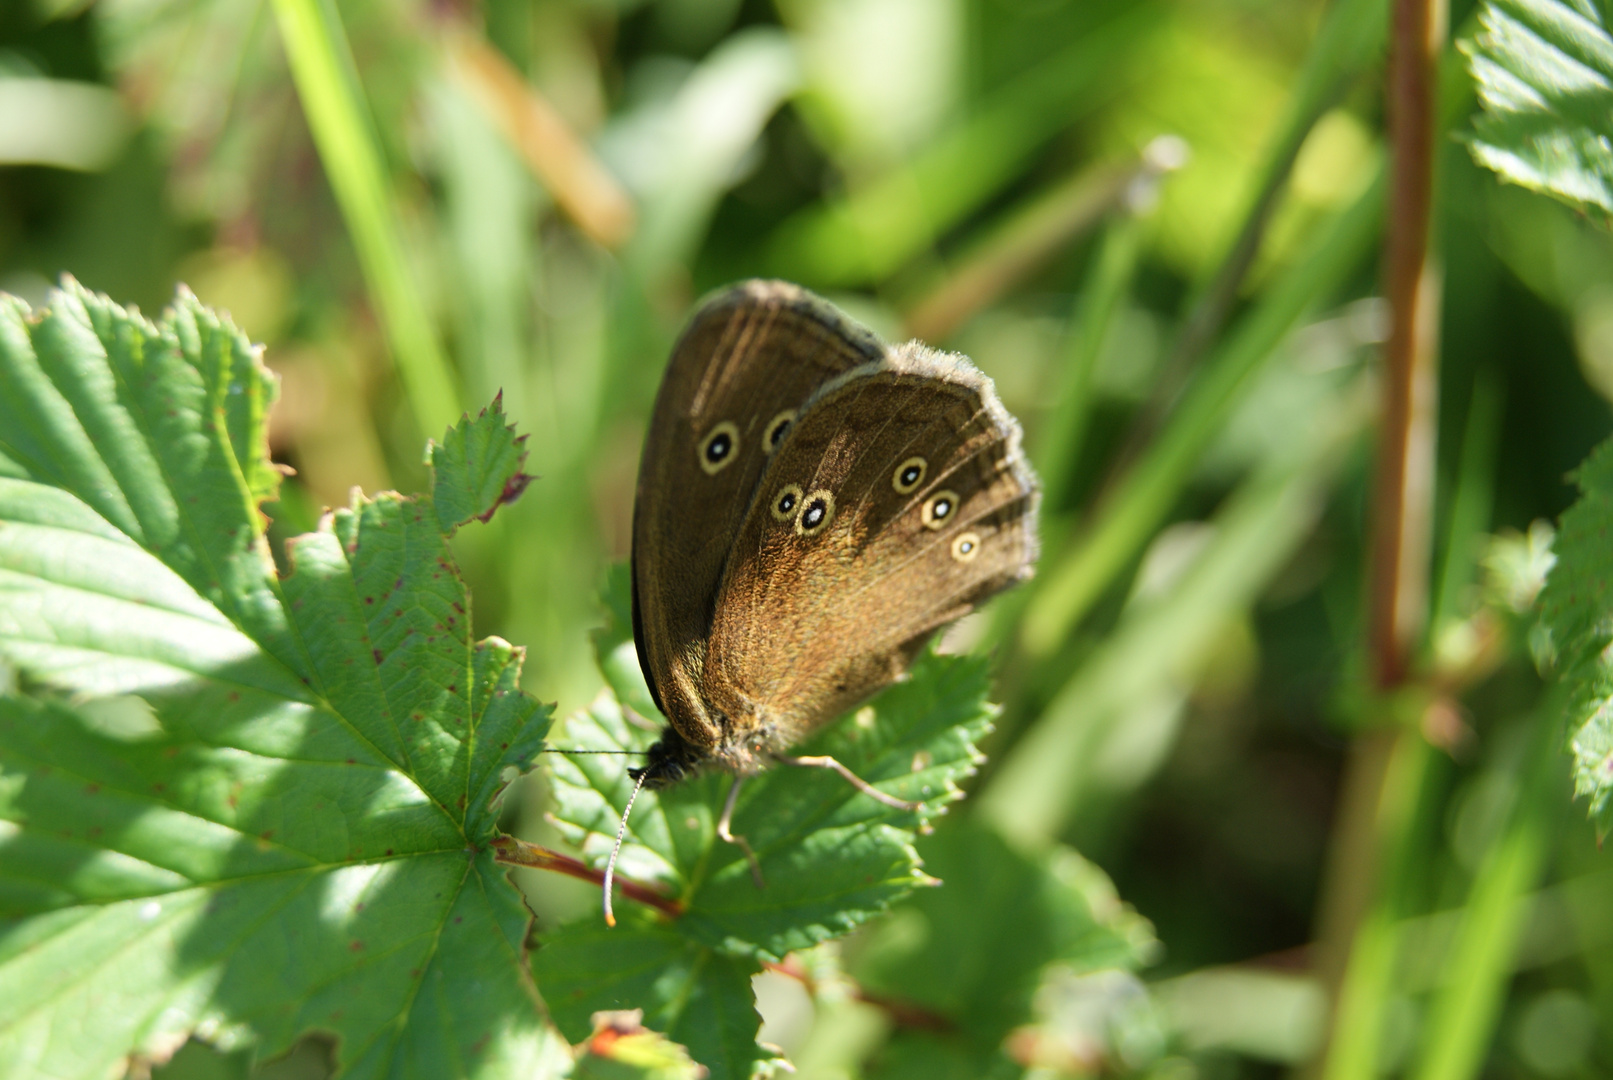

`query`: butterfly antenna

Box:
[540,748,649,755]
[603,768,648,928]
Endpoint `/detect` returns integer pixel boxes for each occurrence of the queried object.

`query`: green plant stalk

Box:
[1035,213,1145,515]
[271,0,462,436]
[1320,731,1438,1080]
[764,5,1155,287]
[1020,167,1384,657]
[1408,700,1558,1080]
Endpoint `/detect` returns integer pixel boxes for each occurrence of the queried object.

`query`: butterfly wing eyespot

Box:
[921,489,960,530]
[795,489,836,536]
[764,409,796,453]
[771,483,804,522]
[699,421,741,475]
[892,456,927,494]
[951,531,982,562]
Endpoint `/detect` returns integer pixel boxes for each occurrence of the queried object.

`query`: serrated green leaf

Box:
[534,570,995,1077]
[1464,0,1613,220]
[546,649,994,962]
[0,283,561,1079]
[851,820,1158,1056]
[1540,434,1613,830]
[534,920,776,1080]
[428,392,534,532]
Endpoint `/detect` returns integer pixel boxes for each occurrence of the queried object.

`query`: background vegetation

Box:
[2,0,1613,1076]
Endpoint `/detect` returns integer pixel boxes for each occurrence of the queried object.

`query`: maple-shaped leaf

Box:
[0,281,562,1079]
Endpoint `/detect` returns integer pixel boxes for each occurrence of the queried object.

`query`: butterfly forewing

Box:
[703,343,1039,745]
[631,281,882,751]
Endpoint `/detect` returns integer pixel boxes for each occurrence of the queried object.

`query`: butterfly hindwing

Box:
[702,343,1039,744]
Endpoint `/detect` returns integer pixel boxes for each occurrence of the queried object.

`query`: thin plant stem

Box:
[1309,0,1447,1074]
[491,835,685,920]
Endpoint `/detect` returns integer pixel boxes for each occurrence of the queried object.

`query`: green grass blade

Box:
[1021,166,1384,656]
[762,5,1156,287]
[270,0,462,436]
[981,377,1372,846]
[1320,731,1439,1080]
[1409,702,1559,1080]
[1036,212,1146,514]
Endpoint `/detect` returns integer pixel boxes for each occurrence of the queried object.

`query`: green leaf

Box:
[546,652,993,962]
[428,392,533,532]
[534,920,774,1080]
[0,282,561,1079]
[850,820,1158,1064]
[533,570,995,1077]
[1541,434,1613,830]
[1464,0,1613,221]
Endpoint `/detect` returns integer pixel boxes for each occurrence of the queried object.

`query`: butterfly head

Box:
[630,726,706,789]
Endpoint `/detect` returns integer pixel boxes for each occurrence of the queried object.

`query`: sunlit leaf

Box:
[1464,0,1613,221]
[1540,434,1613,831]
[0,282,561,1079]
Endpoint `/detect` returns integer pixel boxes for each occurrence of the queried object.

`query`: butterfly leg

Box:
[717,775,765,889]
[774,754,921,811]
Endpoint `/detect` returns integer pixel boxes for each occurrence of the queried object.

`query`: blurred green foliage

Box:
[3,0,1613,1075]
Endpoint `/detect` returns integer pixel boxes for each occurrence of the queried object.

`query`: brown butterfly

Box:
[604,280,1039,922]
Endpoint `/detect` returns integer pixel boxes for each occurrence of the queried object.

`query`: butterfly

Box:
[604,280,1039,923]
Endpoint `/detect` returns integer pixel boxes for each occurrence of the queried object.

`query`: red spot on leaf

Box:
[385,848,394,856]
[364,596,373,605]
[346,758,356,765]
[227,691,240,703]
[373,649,383,664]
[84,783,99,795]
[349,940,364,951]
[152,782,165,792]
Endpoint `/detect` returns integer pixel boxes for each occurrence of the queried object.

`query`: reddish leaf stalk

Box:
[1368,0,1444,691]
[490,836,686,920]
[1308,0,1445,1072]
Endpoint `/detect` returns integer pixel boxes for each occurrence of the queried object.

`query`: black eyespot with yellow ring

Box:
[771,484,803,522]
[699,421,740,475]
[796,489,835,536]
[892,455,927,494]
[763,409,796,453]
[951,531,982,562]
[921,489,959,530]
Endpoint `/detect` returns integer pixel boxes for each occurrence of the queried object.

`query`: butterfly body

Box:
[629,281,1039,790]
